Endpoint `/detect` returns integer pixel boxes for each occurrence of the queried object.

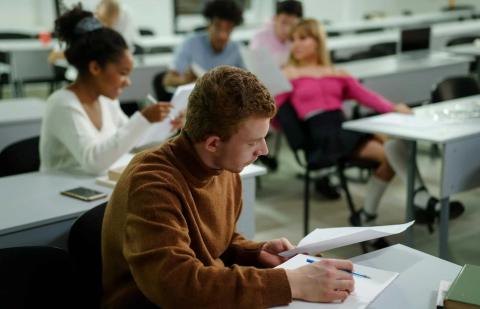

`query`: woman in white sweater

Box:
[40,5,173,175]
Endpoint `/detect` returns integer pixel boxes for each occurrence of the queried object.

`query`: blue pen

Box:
[306,258,371,279]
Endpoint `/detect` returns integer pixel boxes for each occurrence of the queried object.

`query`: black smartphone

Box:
[60,186,107,201]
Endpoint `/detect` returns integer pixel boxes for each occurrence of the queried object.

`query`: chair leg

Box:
[337,165,357,215]
[304,168,311,236]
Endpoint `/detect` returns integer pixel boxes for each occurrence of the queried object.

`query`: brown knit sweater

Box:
[101,132,292,309]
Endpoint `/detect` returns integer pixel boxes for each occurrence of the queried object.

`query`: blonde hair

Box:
[288,18,332,67]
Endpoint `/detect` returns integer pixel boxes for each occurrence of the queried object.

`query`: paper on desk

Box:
[240,47,292,96]
[135,83,194,148]
[274,254,399,309]
[279,221,414,258]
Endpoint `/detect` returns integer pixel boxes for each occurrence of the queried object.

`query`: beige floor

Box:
[253,136,480,265]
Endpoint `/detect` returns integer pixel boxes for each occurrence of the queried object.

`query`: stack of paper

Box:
[274,254,399,309]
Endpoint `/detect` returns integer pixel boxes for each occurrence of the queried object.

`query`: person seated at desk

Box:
[276,19,464,234]
[250,0,340,199]
[40,6,181,176]
[162,0,245,89]
[250,0,303,67]
[101,66,355,308]
[95,0,137,52]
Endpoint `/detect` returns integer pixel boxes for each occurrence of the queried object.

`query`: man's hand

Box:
[258,237,294,267]
[286,259,355,303]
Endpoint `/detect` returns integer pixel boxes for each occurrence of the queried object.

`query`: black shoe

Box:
[257,155,278,172]
[349,209,377,227]
[414,197,465,234]
[314,176,341,200]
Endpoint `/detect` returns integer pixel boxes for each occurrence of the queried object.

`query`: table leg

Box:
[405,140,416,247]
[439,196,450,260]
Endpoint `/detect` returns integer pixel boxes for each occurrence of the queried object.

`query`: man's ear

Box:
[88,60,102,76]
[204,136,221,153]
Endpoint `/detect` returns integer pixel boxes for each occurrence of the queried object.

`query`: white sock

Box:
[363,176,388,216]
[384,139,435,211]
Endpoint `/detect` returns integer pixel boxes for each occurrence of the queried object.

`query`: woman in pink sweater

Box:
[276,19,463,235]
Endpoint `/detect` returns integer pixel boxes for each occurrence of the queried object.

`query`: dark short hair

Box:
[55,4,128,75]
[184,66,276,142]
[276,0,303,18]
[202,0,243,26]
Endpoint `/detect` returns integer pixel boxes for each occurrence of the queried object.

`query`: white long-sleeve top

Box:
[40,89,150,175]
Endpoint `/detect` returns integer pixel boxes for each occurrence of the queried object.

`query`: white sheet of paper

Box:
[273,254,399,309]
[240,47,292,96]
[135,83,195,148]
[279,221,414,258]
[191,62,206,78]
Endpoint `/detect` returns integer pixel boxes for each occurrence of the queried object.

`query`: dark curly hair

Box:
[202,0,243,26]
[55,4,128,75]
[184,65,276,142]
[276,0,303,18]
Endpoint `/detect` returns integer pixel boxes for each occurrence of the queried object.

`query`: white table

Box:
[351,244,461,309]
[0,39,56,96]
[339,51,471,104]
[432,19,480,49]
[0,97,45,152]
[343,95,480,259]
[0,164,266,249]
[326,10,475,35]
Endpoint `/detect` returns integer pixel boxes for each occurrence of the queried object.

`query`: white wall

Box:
[1,0,480,36]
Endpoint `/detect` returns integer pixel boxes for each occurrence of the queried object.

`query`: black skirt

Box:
[304,110,371,164]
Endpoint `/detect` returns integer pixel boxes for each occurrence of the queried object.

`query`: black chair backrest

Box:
[447,36,480,46]
[431,76,480,103]
[153,71,174,101]
[277,102,309,153]
[370,42,397,56]
[68,202,108,309]
[0,246,76,309]
[138,28,155,36]
[0,32,34,39]
[0,136,40,177]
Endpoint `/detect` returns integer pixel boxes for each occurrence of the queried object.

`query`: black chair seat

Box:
[0,136,40,177]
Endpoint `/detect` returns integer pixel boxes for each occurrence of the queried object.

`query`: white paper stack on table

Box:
[279,221,414,258]
[135,82,195,149]
[240,47,292,96]
[273,254,399,309]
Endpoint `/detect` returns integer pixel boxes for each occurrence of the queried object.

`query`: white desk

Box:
[0,39,55,96]
[326,10,475,35]
[0,164,266,249]
[432,19,480,49]
[0,97,45,152]
[339,51,471,104]
[343,95,480,259]
[351,244,461,309]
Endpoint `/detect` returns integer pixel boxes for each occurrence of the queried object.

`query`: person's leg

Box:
[352,137,394,224]
[384,139,464,219]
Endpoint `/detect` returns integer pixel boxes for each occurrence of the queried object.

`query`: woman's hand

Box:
[393,103,413,114]
[170,110,186,132]
[141,102,172,123]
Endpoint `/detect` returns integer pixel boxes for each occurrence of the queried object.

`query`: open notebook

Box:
[274,254,399,309]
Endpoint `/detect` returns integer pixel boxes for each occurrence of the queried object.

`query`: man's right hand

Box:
[285,258,355,303]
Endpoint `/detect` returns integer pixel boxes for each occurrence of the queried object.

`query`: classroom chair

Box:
[276,100,377,244]
[0,246,77,309]
[0,136,40,177]
[153,71,174,102]
[68,202,107,309]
